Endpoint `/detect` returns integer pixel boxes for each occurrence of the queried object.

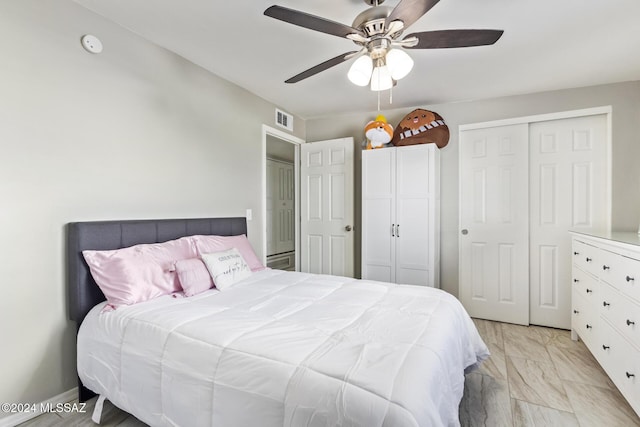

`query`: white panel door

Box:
[460,124,530,325]
[300,138,354,277]
[266,159,295,256]
[395,145,438,286]
[266,160,277,256]
[529,114,608,328]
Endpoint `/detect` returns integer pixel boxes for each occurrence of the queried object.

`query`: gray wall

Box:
[0,0,304,415]
[306,81,640,296]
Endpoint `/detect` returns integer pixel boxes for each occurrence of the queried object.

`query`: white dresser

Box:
[571,231,640,416]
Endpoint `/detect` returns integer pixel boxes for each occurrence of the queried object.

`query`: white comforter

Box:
[78,269,488,427]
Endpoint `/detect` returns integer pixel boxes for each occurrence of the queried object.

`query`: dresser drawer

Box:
[572,239,601,277]
[595,318,617,372]
[614,296,640,350]
[599,280,620,324]
[597,248,621,288]
[609,332,640,413]
[572,266,599,309]
[612,254,640,304]
[572,290,598,346]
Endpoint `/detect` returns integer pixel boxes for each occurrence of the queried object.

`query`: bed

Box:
[68,217,489,427]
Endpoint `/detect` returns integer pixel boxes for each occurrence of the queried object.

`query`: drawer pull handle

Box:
[627,276,635,282]
[602,345,610,350]
[602,265,610,270]
[603,301,610,307]
[574,251,580,255]
[627,319,636,326]
[626,372,635,379]
[586,289,593,294]
[586,324,593,329]
[586,257,592,262]
[573,278,579,283]
[573,309,579,314]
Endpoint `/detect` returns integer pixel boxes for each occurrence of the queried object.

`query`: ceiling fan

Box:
[264,0,504,91]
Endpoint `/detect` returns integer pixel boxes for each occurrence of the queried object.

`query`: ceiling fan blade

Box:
[265,5,364,39]
[405,29,504,49]
[285,51,359,84]
[386,0,441,30]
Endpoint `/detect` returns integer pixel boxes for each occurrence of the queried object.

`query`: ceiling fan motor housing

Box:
[352,6,393,37]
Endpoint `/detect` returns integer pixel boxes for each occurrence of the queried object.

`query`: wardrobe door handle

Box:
[586,289,593,294]
[602,344,610,350]
[603,265,610,270]
[586,257,592,262]
[573,278,579,283]
[603,301,610,307]
[627,276,635,282]
[396,225,399,238]
[586,324,593,329]
[573,309,579,314]
[573,251,580,255]
[627,319,636,326]
[626,372,635,379]
[392,224,395,237]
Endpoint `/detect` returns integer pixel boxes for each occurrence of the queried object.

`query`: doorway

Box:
[262,125,303,271]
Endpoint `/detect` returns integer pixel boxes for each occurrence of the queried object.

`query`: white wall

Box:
[306,81,640,296]
[0,0,304,415]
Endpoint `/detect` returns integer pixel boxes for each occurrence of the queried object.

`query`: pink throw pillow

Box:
[192,234,265,272]
[83,236,196,308]
[175,258,214,296]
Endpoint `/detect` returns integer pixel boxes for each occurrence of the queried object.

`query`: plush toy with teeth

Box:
[364,115,394,150]
[391,109,449,149]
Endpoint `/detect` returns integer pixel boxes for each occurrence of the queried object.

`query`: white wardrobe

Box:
[361,144,440,287]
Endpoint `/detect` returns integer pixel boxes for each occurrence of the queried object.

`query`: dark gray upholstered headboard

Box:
[67,217,247,325]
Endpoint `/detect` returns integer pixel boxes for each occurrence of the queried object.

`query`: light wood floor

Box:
[17,319,640,427]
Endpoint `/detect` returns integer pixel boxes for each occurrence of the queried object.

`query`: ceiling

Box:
[73,0,640,119]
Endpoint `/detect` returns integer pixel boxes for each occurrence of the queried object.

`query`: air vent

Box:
[275,108,293,131]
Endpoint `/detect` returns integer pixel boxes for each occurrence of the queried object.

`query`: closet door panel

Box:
[459,124,530,325]
[396,145,435,286]
[362,149,396,283]
[529,114,608,328]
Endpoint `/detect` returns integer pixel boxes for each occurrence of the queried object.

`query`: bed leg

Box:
[91,395,107,424]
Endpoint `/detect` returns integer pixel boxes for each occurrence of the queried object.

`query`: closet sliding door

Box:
[459,124,530,325]
[459,110,610,328]
[529,114,608,328]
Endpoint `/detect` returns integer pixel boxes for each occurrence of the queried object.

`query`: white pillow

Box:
[201,248,252,290]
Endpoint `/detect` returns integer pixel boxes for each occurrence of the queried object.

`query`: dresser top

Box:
[571,230,640,248]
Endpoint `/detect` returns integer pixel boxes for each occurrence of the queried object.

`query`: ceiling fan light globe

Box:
[370,65,393,91]
[386,48,414,80]
[348,55,373,86]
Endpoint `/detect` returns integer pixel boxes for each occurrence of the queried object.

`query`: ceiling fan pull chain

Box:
[389,85,393,105]
[377,88,381,111]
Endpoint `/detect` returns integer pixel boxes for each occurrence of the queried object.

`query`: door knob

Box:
[461,229,469,235]
[345,225,352,232]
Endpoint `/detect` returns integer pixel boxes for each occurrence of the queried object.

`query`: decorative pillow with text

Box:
[201,248,252,290]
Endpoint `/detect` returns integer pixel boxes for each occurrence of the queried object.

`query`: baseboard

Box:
[0,388,78,427]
